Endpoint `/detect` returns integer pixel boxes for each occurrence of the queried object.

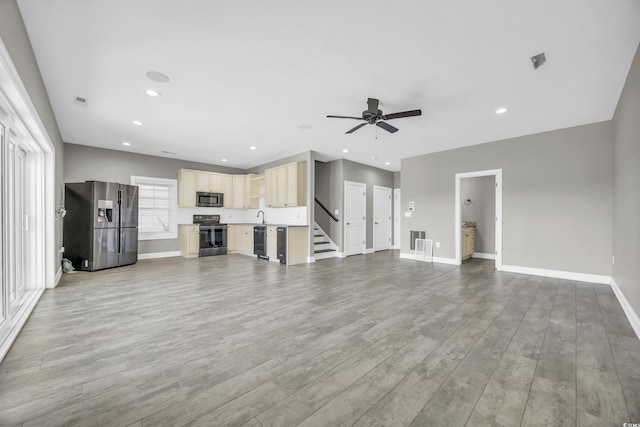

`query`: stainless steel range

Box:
[194,214,227,256]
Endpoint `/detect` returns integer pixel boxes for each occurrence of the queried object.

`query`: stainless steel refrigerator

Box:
[64,181,139,271]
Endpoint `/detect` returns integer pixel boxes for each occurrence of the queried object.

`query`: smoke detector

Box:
[73,96,87,106]
[531,52,546,70]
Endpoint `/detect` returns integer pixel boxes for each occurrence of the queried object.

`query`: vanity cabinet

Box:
[461,225,475,261]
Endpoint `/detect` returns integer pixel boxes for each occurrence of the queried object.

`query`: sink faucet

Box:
[257,210,265,225]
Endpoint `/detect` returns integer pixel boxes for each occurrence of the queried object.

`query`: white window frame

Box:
[130,176,178,240]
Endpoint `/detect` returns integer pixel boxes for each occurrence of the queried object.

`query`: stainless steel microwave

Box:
[196,192,224,207]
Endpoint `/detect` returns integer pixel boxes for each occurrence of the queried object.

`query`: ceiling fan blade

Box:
[376,121,399,133]
[346,123,368,134]
[367,98,379,114]
[382,109,422,120]
[327,115,364,120]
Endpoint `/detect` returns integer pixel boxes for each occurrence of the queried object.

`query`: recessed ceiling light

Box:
[145,89,161,97]
[132,120,143,126]
[146,71,170,83]
[496,107,508,114]
[122,142,131,146]
[249,146,257,150]
[385,162,391,165]
[222,158,228,162]
[342,149,349,153]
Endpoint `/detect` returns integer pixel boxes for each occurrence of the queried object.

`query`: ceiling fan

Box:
[327,98,421,134]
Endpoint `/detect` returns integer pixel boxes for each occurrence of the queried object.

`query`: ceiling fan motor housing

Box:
[362,109,383,124]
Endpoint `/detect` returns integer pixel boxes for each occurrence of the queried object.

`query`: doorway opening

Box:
[455,169,502,269]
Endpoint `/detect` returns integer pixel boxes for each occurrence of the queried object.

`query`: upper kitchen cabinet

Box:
[232,174,260,209]
[178,169,197,207]
[265,162,307,208]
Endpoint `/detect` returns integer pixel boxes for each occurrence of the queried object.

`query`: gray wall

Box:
[612,44,640,320]
[315,159,394,252]
[0,0,65,273]
[393,171,401,188]
[401,121,613,275]
[315,160,343,245]
[460,176,495,254]
[64,143,244,254]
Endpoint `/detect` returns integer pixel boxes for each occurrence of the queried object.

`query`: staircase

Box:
[313,223,338,260]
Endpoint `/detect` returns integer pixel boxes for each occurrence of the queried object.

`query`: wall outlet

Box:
[58,246,65,253]
[334,209,339,216]
[436,242,441,248]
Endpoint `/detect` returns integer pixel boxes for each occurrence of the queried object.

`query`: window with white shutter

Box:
[130,176,178,240]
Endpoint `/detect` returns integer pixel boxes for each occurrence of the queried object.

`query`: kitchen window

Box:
[130,176,178,240]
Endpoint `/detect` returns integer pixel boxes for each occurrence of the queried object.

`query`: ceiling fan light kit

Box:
[327,97,422,134]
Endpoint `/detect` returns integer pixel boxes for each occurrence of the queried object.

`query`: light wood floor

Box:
[1,252,639,426]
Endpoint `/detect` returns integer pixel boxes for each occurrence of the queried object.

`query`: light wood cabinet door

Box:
[265,168,278,207]
[210,173,224,193]
[180,224,200,258]
[239,225,253,255]
[461,226,475,260]
[264,162,307,208]
[178,169,196,207]
[223,174,233,208]
[196,171,211,192]
[267,226,277,260]
[232,175,246,208]
[277,166,287,207]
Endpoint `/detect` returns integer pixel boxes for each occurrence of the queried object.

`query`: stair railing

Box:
[314,198,339,222]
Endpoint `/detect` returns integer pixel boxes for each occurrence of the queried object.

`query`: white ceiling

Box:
[16,0,640,172]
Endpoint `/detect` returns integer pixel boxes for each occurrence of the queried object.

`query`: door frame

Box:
[454,169,502,269]
[393,188,401,249]
[343,180,366,256]
[373,185,392,251]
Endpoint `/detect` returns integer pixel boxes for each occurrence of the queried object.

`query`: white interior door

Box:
[394,188,401,248]
[344,181,366,256]
[373,186,391,251]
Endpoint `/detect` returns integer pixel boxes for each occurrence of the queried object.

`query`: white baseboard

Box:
[138,251,181,260]
[307,256,316,263]
[399,252,458,265]
[501,264,610,285]
[49,267,62,289]
[610,277,640,339]
[472,252,496,260]
[364,248,375,254]
[336,252,346,258]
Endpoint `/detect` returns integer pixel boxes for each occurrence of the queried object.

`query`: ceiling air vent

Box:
[531,52,546,70]
[74,96,87,106]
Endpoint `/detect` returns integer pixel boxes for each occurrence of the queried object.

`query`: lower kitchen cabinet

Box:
[180,224,200,258]
[228,225,253,255]
[266,226,278,260]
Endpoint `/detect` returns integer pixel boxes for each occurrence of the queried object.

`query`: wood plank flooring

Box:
[1,252,639,426]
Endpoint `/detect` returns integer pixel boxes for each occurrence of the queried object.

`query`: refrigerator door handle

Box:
[117,189,122,253]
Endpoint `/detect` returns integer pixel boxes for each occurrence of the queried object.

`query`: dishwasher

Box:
[253,226,267,259]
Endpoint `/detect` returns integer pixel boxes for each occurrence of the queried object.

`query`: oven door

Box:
[199,225,227,256]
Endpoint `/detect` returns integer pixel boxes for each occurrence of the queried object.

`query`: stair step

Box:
[314,234,324,237]
[314,241,330,246]
[314,248,336,254]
